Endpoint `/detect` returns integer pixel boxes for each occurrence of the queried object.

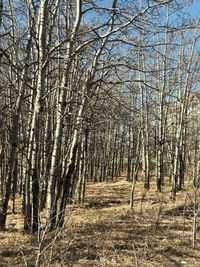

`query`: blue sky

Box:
[188,0,200,18]
[83,0,200,26]
[86,1,200,18]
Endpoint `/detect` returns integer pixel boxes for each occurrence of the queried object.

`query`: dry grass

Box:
[1,175,200,266]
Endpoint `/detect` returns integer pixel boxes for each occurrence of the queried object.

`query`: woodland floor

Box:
[1,175,200,267]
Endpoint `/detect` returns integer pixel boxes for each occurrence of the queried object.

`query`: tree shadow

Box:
[164,204,194,217]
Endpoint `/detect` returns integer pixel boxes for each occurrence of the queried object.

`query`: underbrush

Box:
[1,176,200,266]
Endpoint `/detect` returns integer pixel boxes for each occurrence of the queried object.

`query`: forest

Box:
[0,0,200,266]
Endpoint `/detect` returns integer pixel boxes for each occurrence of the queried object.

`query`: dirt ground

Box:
[0,175,200,266]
